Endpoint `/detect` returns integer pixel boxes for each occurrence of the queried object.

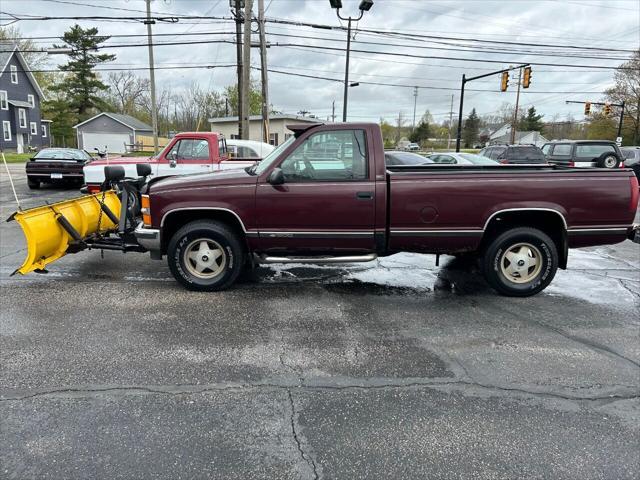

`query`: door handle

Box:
[356,191,374,200]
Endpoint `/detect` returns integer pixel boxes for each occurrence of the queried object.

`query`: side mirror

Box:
[136,163,152,177]
[267,168,285,185]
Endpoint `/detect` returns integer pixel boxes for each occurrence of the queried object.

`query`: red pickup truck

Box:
[134,123,639,296]
[83,132,256,192]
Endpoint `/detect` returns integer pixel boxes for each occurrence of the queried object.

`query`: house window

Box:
[0,91,7,110]
[27,94,35,108]
[2,121,11,141]
[269,132,279,146]
[30,122,37,135]
[10,65,18,84]
[42,125,47,137]
[230,134,239,139]
[18,109,27,128]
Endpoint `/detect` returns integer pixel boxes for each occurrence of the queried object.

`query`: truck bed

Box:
[386,164,636,252]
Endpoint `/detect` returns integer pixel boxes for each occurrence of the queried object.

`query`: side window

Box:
[237,146,259,158]
[494,147,506,159]
[541,144,551,155]
[552,144,572,156]
[168,139,210,161]
[218,138,226,157]
[279,129,368,182]
[575,144,616,158]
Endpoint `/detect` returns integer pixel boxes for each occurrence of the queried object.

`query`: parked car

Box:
[621,146,640,180]
[542,140,623,169]
[425,152,498,165]
[385,151,433,166]
[25,148,93,189]
[479,144,546,164]
[130,123,638,296]
[83,132,255,192]
[405,142,420,151]
[226,139,275,161]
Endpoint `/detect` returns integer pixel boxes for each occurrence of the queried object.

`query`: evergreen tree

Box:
[51,25,116,118]
[520,106,544,131]
[462,108,480,148]
[409,111,432,144]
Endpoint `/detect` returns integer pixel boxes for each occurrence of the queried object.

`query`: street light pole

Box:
[330,1,373,122]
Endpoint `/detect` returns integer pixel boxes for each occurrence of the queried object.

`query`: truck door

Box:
[255,128,376,253]
[156,138,212,177]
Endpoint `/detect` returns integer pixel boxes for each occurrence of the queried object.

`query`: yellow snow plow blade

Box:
[9,191,121,275]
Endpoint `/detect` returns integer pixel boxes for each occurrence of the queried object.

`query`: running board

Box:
[256,253,378,264]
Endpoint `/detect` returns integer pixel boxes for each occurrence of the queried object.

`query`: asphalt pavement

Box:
[1,164,639,479]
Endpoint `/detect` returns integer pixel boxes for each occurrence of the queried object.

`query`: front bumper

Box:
[134,223,161,253]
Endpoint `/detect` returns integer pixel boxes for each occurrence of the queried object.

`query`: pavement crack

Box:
[2,380,637,405]
[287,389,320,480]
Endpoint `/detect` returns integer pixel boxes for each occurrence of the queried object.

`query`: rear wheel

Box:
[27,178,40,189]
[598,153,620,169]
[481,227,558,297]
[167,220,245,292]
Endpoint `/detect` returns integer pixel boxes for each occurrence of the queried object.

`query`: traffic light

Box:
[522,66,532,88]
[584,102,591,116]
[500,71,509,92]
[604,103,611,116]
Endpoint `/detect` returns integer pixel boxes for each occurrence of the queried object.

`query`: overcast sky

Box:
[4,0,640,124]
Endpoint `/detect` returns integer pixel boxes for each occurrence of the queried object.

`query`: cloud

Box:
[7,0,638,123]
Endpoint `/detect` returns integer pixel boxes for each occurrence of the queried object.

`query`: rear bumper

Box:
[134,223,161,253]
[26,173,84,179]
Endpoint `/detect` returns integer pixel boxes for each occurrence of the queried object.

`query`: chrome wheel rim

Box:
[604,156,617,168]
[183,238,226,279]
[500,242,543,284]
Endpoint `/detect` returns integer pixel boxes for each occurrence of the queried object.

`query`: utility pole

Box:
[447,94,454,150]
[331,100,336,122]
[258,0,270,144]
[241,0,252,139]
[412,86,418,131]
[232,0,243,140]
[510,67,522,144]
[145,0,159,154]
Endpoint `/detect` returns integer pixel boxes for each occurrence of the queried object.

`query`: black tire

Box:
[167,220,245,292]
[597,153,620,169]
[481,227,558,297]
[27,178,40,189]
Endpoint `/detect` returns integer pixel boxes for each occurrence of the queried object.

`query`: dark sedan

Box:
[384,151,433,166]
[26,148,93,189]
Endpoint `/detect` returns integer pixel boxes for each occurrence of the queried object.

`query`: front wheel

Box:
[167,220,245,292]
[481,227,558,297]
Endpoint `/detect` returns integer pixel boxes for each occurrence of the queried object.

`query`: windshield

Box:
[253,136,296,175]
[34,149,91,160]
[459,153,498,165]
[389,152,431,165]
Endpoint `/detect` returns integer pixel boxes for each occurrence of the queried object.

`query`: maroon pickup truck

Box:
[134,123,639,296]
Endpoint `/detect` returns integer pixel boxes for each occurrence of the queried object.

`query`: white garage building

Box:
[74,112,153,153]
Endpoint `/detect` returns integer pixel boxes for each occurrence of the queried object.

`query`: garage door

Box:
[82,132,130,154]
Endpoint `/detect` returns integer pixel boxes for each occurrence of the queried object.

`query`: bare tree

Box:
[106,71,150,115]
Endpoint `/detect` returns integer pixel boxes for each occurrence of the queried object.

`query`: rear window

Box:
[551,144,572,156]
[575,144,616,158]
[507,146,544,161]
[541,144,552,155]
[492,147,506,159]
